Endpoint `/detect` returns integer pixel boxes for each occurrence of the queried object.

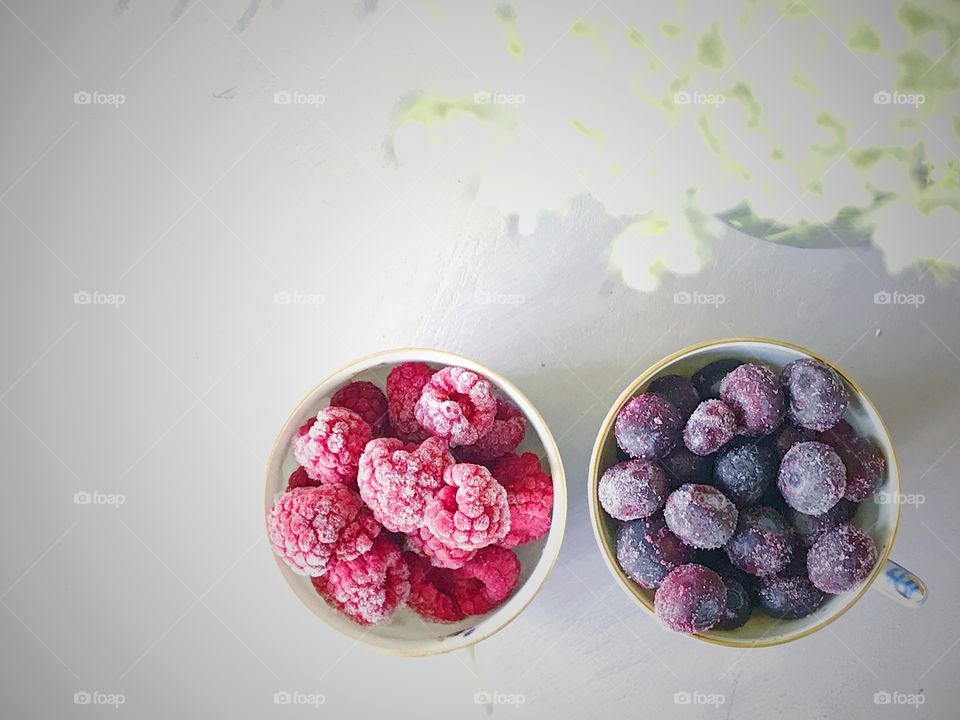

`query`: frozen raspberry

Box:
[715,576,753,630]
[818,423,886,502]
[807,523,877,594]
[615,393,683,460]
[616,514,695,590]
[789,500,857,547]
[286,466,320,490]
[599,459,670,521]
[758,573,825,619]
[311,536,410,625]
[713,439,778,506]
[406,552,465,622]
[292,407,372,484]
[650,374,701,419]
[424,463,510,551]
[778,441,846,515]
[357,436,454,532]
[415,367,497,447]
[451,546,521,616]
[455,398,526,464]
[268,485,380,576]
[663,484,738,549]
[724,506,796,578]
[780,359,848,432]
[692,359,743,400]
[772,422,817,459]
[490,452,553,548]
[661,446,713,488]
[405,526,476,569]
[654,564,727,633]
[683,399,737,456]
[720,363,785,437]
[331,381,389,435]
[386,362,435,442]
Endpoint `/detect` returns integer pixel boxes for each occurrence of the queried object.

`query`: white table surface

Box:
[1,1,958,718]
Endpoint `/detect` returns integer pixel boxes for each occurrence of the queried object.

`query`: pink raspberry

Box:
[451,546,521,616]
[268,485,381,576]
[386,362,435,442]
[405,526,476,569]
[455,398,526,464]
[490,453,553,548]
[331,381,389,435]
[415,367,497,447]
[424,463,510,551]
[312,537,411,625]
[286,466,320,490]
[292,407,372,484]
[357,436,454,532]
[406,552,465,622]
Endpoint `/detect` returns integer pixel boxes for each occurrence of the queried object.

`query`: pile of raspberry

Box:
[601,357,883,634]
[268,363,554,626]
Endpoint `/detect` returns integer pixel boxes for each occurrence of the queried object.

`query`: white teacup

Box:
[588,338,926,647]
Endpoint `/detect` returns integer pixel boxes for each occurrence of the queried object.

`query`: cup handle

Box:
[871,559,927,608]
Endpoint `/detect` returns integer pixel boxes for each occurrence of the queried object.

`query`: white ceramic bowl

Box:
[589,338,926,648]
[265,348,567,655]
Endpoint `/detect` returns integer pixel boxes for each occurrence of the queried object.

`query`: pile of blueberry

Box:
[599,357,884,634]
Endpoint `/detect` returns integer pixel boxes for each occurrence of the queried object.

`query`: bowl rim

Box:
[264,346,568,656]
[588,336,901,648]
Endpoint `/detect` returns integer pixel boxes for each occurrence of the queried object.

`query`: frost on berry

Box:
[451,546,521,616]
[780,359,848,433]
[386,362,435,442]
[654,563,727,633]
[405,525,476,569]
[455,398,526,464]
[291,407,372,484]
[614,393,683,460]
[777,441,846,515]
[724,506,796,578]
[598,459,669,521]
[490,452,553,548]
[807,523,877,594]
[663,483,738,549]
[415,367,497,447]
[424,463,510,551]
[683,399,737,456]
[719,363,785,437]
[616,513,695,590]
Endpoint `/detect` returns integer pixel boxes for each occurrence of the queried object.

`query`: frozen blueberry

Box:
[684,399,738,456]
[725,506,796,578]
[720,363,786,437]
[818,422,886,502]
[616,513,695,590]
[713,439,778,506]
[696,548,756,592]
[599,459,670,521]
[654,563,727,633]
[789,500,857,548]
[778,441,846,515]
[715,576,753,630]
[661,446,713,488]
[758,573,826,619]
[781,358,848,432]
[650,375,701,419]
[692,359,743,400]
[807,523,877,594]
[663,484,738,549]
[772,422,817,459]
[615,393,683,460]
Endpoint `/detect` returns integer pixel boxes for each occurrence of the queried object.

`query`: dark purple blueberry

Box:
[807,523,878,594]
[650,374,701,419]
[614,393,683,460]
[789,500,857,547]
[692,359,743,400]
[780,358,848,432]
[660,446,714,488]
[772,422,817,459]
[720,363,785,437]
[683,399,737,456]
[778,441,846,515]
[663,484,738,549]
[616,514,695,590]
[713,439,778,506]
[724,506,796,578]
[599,459,670,521]
[715,576,753,630]
[654,563,727,633]
[818,423,886,502]
[696,548,756,592]
[758,574,826,619]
